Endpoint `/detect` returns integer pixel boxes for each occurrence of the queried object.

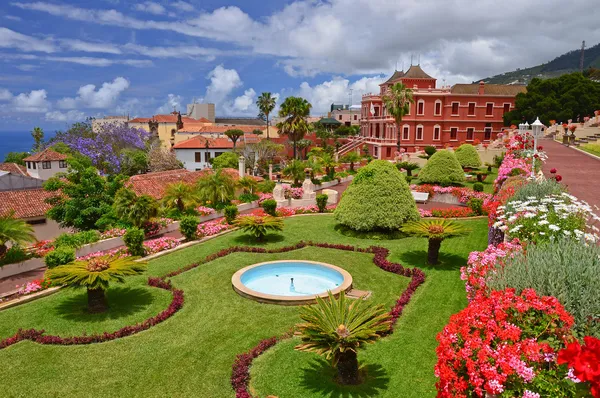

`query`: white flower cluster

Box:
[493,193,600,243]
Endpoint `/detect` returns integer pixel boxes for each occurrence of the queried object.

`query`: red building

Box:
[359,65,526,158]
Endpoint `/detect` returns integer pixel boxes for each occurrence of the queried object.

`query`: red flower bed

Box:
[431,207,475,218]
[435,289,575,398]
[558,336,600,397]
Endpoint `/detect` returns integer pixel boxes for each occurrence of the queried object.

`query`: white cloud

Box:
[0,27,56,53]
[173,1,194,12]
[0,89,12,101]
[4,15,22,21]
[60,77,130,109]
[133,2,166,16]
[121,43,226,59]
[12,89,50,112]
[204,65,242,106]
[3,53,153,67]
[61,39,122,54]
[45,110,86,122]
[231,88,256,113]
[16,64,39,71]
[155,94,183,114]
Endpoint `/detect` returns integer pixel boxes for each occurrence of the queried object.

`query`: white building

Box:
[23,149,68,180]
[173,136,234,171]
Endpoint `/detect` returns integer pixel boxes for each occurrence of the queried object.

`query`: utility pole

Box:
[580,40,586,73]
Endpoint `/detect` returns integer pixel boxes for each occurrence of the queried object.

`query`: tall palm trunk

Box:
[266,113,270,140]
[293,140,297,159]
[396,121,401,153]
[87,288,108,313]
[337,350,360,385]
[428,238,442,265]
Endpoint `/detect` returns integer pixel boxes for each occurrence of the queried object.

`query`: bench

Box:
[411,191,429,203]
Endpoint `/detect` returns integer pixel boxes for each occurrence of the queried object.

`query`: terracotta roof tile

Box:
[0,163,28,176]
[451,84,527,96]
[402,65,435,79]
[0,188,55,219]
[383,70,405,84]
[128,117,151,123]
[177,125,262,134]
[23,148,67,162]
[172,136,234,149]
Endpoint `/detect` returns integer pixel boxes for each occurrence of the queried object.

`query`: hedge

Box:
[454,144,482,168]
[417,150,465,185]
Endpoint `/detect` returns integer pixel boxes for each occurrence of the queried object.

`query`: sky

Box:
[0,0,598,132]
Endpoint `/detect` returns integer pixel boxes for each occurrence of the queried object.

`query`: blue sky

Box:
[0,0,597,132]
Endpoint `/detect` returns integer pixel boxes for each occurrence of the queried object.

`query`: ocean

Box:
[0,131,56,161]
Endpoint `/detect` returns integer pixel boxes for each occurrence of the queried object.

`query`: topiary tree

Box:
[295,291,392,385]
[123,227,145,257]
[401,219,469,265]
[46,255,147,313]
[179,216,199,241]
[261,199,278,216]
[334,160,420,231]
[454,144,482,168]
[316,194,328,213]
[417,150,465,185]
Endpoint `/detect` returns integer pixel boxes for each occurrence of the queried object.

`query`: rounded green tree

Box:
[334,160,420,231]
[454,144,482,168]
[417,150,465,185]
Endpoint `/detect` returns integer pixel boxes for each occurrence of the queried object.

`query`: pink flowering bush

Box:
[418,209,433,217]
[251,205,337,218]
[460,239,522,300]
[143,237,180,255]
[196,218,233,238]
[411,184,492,204]
[17,278,52,295]
[27,240,54,257]
[494,153,532,188]
[78,247,128,261]
[257,193,273,204]
[282,184,303,199]
[100,228,126,240]
[195,206,216,217]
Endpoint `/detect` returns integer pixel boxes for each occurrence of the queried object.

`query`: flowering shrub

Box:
[28,240,55,257]
[282,184,303,199]
[196,218,233,238]
[419,207,477,218]
[17,278,53,296]
[435,288,576,398]
[460,239,522,300]
[494,153,532,188]
[99,228,126,240]
[195,206,215,217]
[418,209,432,217]
[558,336,600,397]
[143,237,180,255]
[257,192,273,204]
[78,247,129,261]
[493,193,599,244]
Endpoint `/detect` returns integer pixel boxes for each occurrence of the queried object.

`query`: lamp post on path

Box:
[531,117,543,178]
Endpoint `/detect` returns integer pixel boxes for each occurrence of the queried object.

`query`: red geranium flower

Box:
[550,168,557,174]
[555,175,563,182]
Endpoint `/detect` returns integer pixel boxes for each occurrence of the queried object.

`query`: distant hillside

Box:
[479,42,600,85]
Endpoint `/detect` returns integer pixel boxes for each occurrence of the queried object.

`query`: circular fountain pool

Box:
[232,260,353,305]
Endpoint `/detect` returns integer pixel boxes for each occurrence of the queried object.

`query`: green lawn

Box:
[0,215,488,397]
[578,143,600,157]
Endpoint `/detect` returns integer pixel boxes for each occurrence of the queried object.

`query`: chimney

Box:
[478,81,485,95]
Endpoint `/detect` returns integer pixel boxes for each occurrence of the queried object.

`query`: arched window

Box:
[402,124,410,140]
[433,125,441,140]
[434,100,442,116]
[416,124,424,140]
[417,100,425,116]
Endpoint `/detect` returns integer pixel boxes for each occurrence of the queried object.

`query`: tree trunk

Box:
[266,114,270,140]
[428,239,442,265]
[293,140,297,159]
[406,169,412,177]
[87,288,108,313]
[337,350,360,385]
[396,122,401,153]
[0,244,7,258]
[177,198,184,212]
[350,162,354,172]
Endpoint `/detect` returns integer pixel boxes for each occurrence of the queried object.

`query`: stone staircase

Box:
[335,136,365,160]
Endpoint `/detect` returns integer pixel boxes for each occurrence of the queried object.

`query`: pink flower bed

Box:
[196,218,233,238]
[100,228,126,240]
[460,239,522,300]
[143,237,180,255]
[257,193,273,204]
[251,205,337,218]
[282,184,303,199]
[411,184,492,204]
[195,206,216,216]
[494,153,532,186]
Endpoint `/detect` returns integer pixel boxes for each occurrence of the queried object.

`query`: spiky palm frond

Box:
[114,188,158,227]
[401,219,470,240]
[46,256,147,291]
[295,291,391,364]
[237,176,258,195]
[283,160,306,185]
[234,215,283,240]
[256,92,277,140]
[382,83,414,125]
[0,216,36,248]
[196,170,236,205]
[162,182,198,212]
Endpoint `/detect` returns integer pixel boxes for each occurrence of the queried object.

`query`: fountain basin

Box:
[232,260,353,305]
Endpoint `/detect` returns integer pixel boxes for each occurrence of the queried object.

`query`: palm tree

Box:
[319,152,338,178]
[341,151,361,172]
[396,161,419,177]
[234,215,284,241]
[296,291,392,385]
[277,96,312,159]
[46,255,147,313]
[113,188,158,227]
[283,159,306,186]
[382,83,414,153]
[162,182,197,212]
[401,220,469,265]
[224,129,244,149]
[31,126,44,152]
[295,138,313,159]
[237,176,258,194]
[305,155,323,179]
[256,92,277,140]
[0,215,36,257]
[196,169,237,206]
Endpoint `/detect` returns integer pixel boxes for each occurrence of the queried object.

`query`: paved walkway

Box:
[540,138,600,209]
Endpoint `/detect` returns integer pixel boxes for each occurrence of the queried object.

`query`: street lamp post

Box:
[531,117,543,178]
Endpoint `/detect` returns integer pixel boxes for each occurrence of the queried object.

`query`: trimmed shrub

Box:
[424,146,437,158]
[487,238,600,337]
[238,193,259,203]
[54,230,100,249]
[179,216,199,241]
[454,144,482,168]
[334,160,420,231]
[418,150,465,185]
[261,199,278,217]
[256,180,276,194]
[123,227,145,257]
[467,198,484,216]
[44,246,75,268]
[0,246,30,266]
[396,161,419,176]
[224,205,239,224]
[472,182,484,192]
[316,194,328,213]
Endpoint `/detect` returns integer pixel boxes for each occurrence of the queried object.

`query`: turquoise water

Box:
[0,131,56,160]
[240,261,344,296]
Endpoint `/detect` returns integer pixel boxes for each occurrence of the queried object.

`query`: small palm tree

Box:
[237,176,258,195]
[382,83,414,153]
[113,188,158,227]
[296,291,392,385]
[396,161,419,176]
[224,129,244,149]
[305,156,323,179]
[234,215,283,241]
[256,92,277,140]
[162,182,197,212]
[0,215,36,257]
[319,152,338,177]
[196,169,237,206]
[46,256,147,313]
[283,159,306,186]
[341,151,361,172]
[401,220,469,265]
